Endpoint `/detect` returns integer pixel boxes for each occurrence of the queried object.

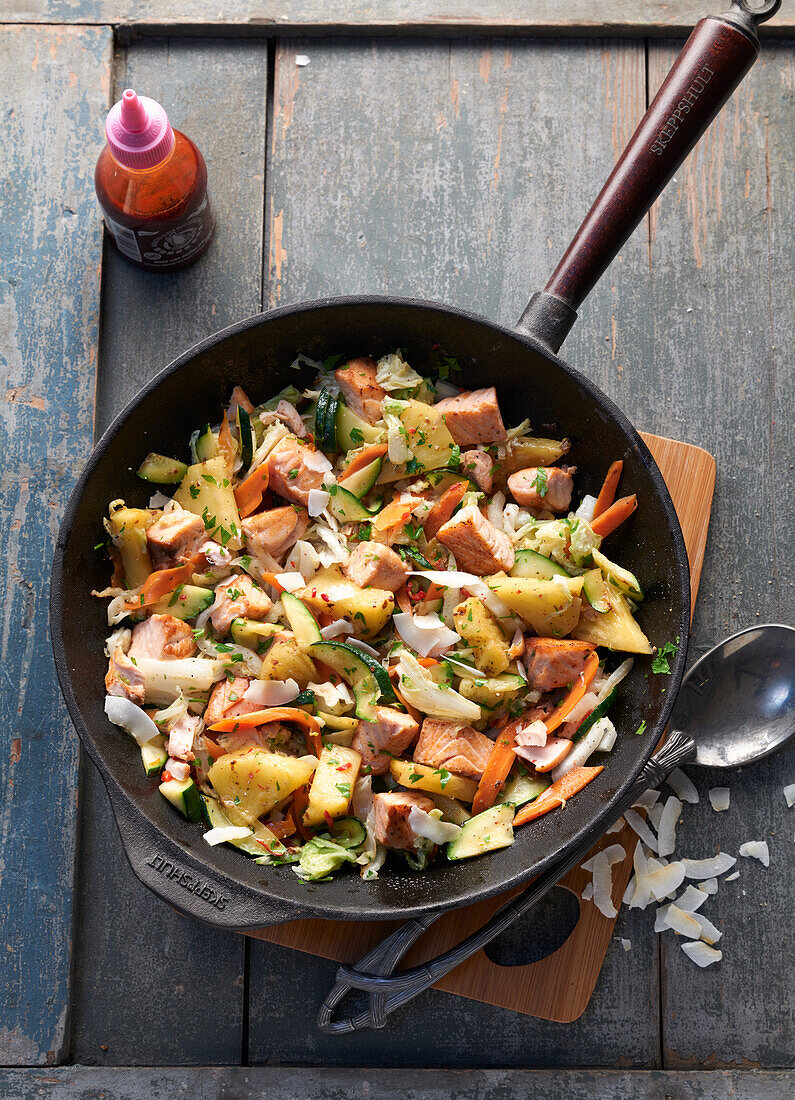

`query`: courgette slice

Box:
[443,655,484,680]
[191,423,218,462]
[281,592,323,644]
[496,772,550,808]
[581,567,611,613]
[315,390,339,452]
[201,796,289,859]
[310,641,389,719]
[136,453,188,485]
[317,711,359,732]
[230,618,281,651]
[236,406,254,470]
[446,803,515,860]
[591,548,643,601]
[155,583,214,620]
[141,736,168,777]
[327,816,366,849]
[325,484,381,523]
[511,548,570,580]
[338,456,383,499]
[159,776,203,821]
[336,402,384,450]
[573,687,617,741]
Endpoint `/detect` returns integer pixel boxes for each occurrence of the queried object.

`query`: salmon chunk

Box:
[413,717,494,779]
[129,614,197,661]
[242,506,309,562]
[435,387,507,445]
[146,509,205,570]
[352,706,420,775]
[437,505,514,575]
[204,675,261,726]
[167,714,203,761]
[525,637,595,691]
[105,647,145,704]
[507,465,576,512]
[210,575,272,635]
[266,435,328,507]
[460,448,494,493]
[373,790,435,850]
[343,541,409,592]
[334,357,386,425]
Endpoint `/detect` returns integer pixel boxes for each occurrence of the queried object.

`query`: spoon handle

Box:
[317,730,696,1033]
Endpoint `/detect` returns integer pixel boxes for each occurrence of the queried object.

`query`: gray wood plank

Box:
[2,1066,793,1098]
[70,37,269,1066]
[250,34,659,1067]
[643,40,794,1068]
[1,0,793,35]
[0,24,112,1067]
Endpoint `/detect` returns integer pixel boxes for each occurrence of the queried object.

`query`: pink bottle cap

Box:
[105,89,174,170]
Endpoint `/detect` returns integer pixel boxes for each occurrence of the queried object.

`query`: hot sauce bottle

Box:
[95,89,215,272]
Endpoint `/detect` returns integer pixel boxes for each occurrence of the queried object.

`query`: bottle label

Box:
[104,192,215,268]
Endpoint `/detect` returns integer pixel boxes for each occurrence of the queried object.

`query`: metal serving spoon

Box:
[318,623,795,1033]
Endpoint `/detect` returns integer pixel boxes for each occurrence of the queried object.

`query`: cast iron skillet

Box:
[51,2,777,934]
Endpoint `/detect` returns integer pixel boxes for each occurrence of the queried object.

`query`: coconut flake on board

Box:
[681,941,722,967]
[738,840,770,867]
[708,787,730,812]
[666,768,699,804]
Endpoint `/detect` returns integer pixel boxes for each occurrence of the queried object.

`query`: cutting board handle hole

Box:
[482,886,580,968]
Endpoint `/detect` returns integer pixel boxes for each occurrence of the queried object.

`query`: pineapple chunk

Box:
[488,574,583,637]
[377,400,458,482]
[304,745,362,826]
[493,436,570,480]
[454,597,510,675]
[208,749,317,820]
[106,505,154,587]
[259,633,317,687]
[173,455,243,550]
[297,567,394,639]
[389,759,477,803]
[572,584,652,654]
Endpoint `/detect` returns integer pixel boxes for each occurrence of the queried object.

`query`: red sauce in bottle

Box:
[95,89,215,272]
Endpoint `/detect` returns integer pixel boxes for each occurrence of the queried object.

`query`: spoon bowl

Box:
[670,623,795,769]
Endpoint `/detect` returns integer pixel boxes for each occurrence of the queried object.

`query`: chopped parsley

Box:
[651,637,680,675]
[189,484,201,499]
[434,767,451,789]
[532,467,548,497]
[168,584,185,606]
[448,444,461,470]
[404,456,423,475]
[350,427,365,444]
[201,473,218,485]
[635,720,647,736]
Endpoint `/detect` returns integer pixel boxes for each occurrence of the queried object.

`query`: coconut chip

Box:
[631,790,660,812]
[676,885,710,912]
[738,840,770,867]
[581,882,594,901]
[655,903,702,938]
[784,783,795,808]
[666,768,699,804]
[698,878,718,894]
[682,853,736,879]
[681,941,722,968]
[723,871,740,882]
[623,809,659,852]
[581,844,626,873]
[605,817,625,835]
[645,861,686,901]
[657,795,682,858]
[708,787,730,812]
[591,849,618,918]
[691,911,722,945]
[619,937,631,952]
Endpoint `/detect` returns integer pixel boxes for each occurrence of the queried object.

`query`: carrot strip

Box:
[259,570,287,593]
[544,651,600,734]
[264,817,297,840]
[290,786,315,841]
[394,585,412,615]
[229,385,255,415]
[513,765,604,826]
[590,493,638,538]
[592,460,623,519]
[234,463,270,518]
[208,707,321,735]
[338,444,389,483]
[472,717,516,816]
[374,496,422,533]
[423,481,467,540]
[218,414,236,474]
[123,560,194,611]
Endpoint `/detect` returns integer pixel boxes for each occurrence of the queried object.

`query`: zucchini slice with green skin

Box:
[572,687,617,741]
[294,689,316,707]
[315,390,339,452]
[496,772,550,808]
[591,548,643,600]
[327,816,367,849]
[156,584,214,620]
[159,776,203,821]
[511,548,570,580]
[191,423,218,462]
[335,402,384,450]
[200,796,289,859]
[396,545,434,570]
[446,803,515,860]
[281,592,323,644]
[236,406,254,470]
[140,736,167,777]
[310,641,389,719]
[581,567,611,613]
[136,453,189,485]
[338,456,383,499]
[351,648,396,704]
[325,484,381,523]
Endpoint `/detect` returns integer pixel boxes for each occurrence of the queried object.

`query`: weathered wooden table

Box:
[1,3,792,1096]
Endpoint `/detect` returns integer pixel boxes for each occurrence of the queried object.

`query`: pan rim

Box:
[50,293,691,924]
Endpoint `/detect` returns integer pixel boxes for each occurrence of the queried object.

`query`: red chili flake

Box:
[324,811,334,829]
[162,770,172,782]
[320,593,331,603]
[336,762,352,771]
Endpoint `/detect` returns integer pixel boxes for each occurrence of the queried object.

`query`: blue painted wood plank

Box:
[0,25,112,1065]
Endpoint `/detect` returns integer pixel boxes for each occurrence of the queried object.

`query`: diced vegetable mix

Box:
[98,349,666,880]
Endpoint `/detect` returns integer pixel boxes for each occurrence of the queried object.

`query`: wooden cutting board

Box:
[244,433,716,1022]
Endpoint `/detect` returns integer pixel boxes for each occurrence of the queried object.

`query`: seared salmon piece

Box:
[437,504,514,575]
[266,434,328,507]
[204,675,260,726]
[216,724,292,754]
[129,614,197,661]
[352,706,420,775]
[146,508,205,570]
[334,357,386,425]
[105,647,146,704]
[373,790,435,850]
[507,465,576,512]
[525,637,595,691]
[413,717,494,780]
[167,714,203,761]
[344,541,409,592]
[242,506,309,561]
[210,575,272,635]
[435,386,507,445]
[460,448,494,493]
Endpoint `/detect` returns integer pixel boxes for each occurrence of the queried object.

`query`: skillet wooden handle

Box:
[517,1,780,352]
